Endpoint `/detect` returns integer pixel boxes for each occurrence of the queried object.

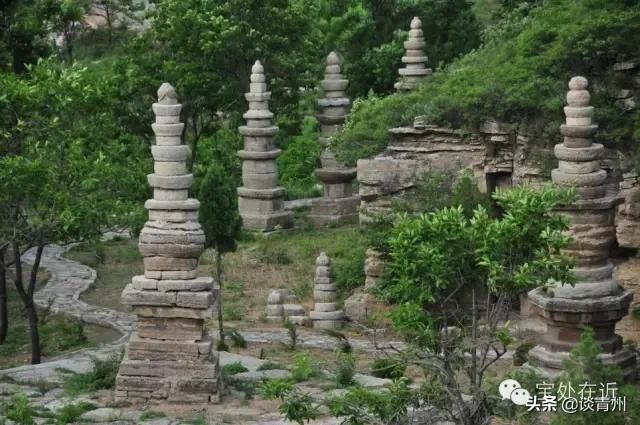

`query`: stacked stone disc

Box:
[310,252,344,329]
[238,61,292,232]
[394,17,432,91]
[527,76,635,378]
[265,288,309,326]
[310,52,359,226]
[115,83,220,404]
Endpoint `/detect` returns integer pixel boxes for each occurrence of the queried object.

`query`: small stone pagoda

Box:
[116,83,220,403]
[394,17,432,91]
[310,252,344,329]
[527,76,636,378]
[310,52,359,226]
[238,61,292,232]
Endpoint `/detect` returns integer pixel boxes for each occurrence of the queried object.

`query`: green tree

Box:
[551,328,640,425]
[197,136,242,351]
[0,60,147,363]
[277,185,575,425]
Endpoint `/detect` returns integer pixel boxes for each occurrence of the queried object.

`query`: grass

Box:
[0,265,100,369]
[54,402,97,424]
[62,353,122,395]
[222,362,249,376]
[65,238,143,314]
[139,410,167,421]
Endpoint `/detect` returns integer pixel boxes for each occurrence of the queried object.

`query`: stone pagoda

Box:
[238,61,292,232]
[527,76,636,378]
[116,83,220,403]
[394,17,432,91]
[310,252,344,329]
[309,52,359,226]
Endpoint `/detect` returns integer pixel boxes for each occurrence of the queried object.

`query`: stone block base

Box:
[115,348,220,404]
[240,211,292,232]
[527,286,636,380]
[312,319,343,329]
[527,345,637,381]
[344,291,385,324]
[309,196,359,227]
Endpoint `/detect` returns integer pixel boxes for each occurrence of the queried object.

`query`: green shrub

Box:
[55,402,96,424]
[258,378,295,400]
[278,116,322,200]
[2,393,36,425]
[512,341,535,366]
[139,411,166,421]
[283,319,298,352]
[332,245,366,294]
[63,353,122,395]
[371,358,407,380]
[257,361,285,371]
[222,362,249,376]
[228,329,247,349]
[291,351,319,382]
[335,352,356,388]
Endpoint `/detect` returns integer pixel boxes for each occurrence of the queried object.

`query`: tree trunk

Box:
[12,243,44,364]
[0,248,8,344]
[215,248,226,350]
[25,299,40,364]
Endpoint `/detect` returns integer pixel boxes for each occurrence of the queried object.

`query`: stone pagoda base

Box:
[527,286,636,380]
[310,168,359,226]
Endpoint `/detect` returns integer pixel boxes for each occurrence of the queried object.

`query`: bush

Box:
[371,357,407,380]
[228,329,247,349]
[55,402,97,424]
[2,394,36,425]
[335,352,356,388]
[291,351,319,382]
[258,378,295,400]
[63,353,122,395]
[257,361,285,371]
[222,362,249,376]
[334,0,640,165]
[278,116,322,200]
[332,245,366,294]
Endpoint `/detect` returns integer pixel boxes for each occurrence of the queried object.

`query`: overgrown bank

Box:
[333,0,640,167]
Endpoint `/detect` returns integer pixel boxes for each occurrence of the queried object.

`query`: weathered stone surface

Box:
[311,51,358,226]
[238,61,292,232]
[528,76,635,379]
[117,83,220,403]
[314,290,337,302]
[395,17,431,91]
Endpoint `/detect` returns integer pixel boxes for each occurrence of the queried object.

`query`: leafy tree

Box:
[0,60,147,363]
[196,136,242,351]
[91,0,143,43]
[277,185,575,425]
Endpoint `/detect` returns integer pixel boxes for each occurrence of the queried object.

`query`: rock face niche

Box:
[238,61,293,232]
[527,77,636,378]
[116,83,220,404]
[310,52,359,226]
[394,17,432,91]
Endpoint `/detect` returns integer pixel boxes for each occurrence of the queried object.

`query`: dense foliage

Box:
[334,0,640,166]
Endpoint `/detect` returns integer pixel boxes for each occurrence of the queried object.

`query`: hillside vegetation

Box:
[334,0,640,166]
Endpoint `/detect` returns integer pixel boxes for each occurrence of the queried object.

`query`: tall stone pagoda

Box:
[394,17,432,91]
[116,83,220,403]
[527,76,636,378]
[309,52,359,226]
[238,61,292,232]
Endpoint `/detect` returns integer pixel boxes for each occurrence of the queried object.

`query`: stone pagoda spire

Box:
[309,52,359,226]
[115,83,220,404]
[394,17,432,91]
[310,252,344,329]
[238,61,292,232]
[527,77,636,378]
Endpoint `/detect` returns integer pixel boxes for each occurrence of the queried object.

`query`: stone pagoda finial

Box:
[310,52,359,226]
[237,61,292,232]
[394,16,432,91]
[310,252,344,329]
[116,83,220,404]
[527,76,636,379]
